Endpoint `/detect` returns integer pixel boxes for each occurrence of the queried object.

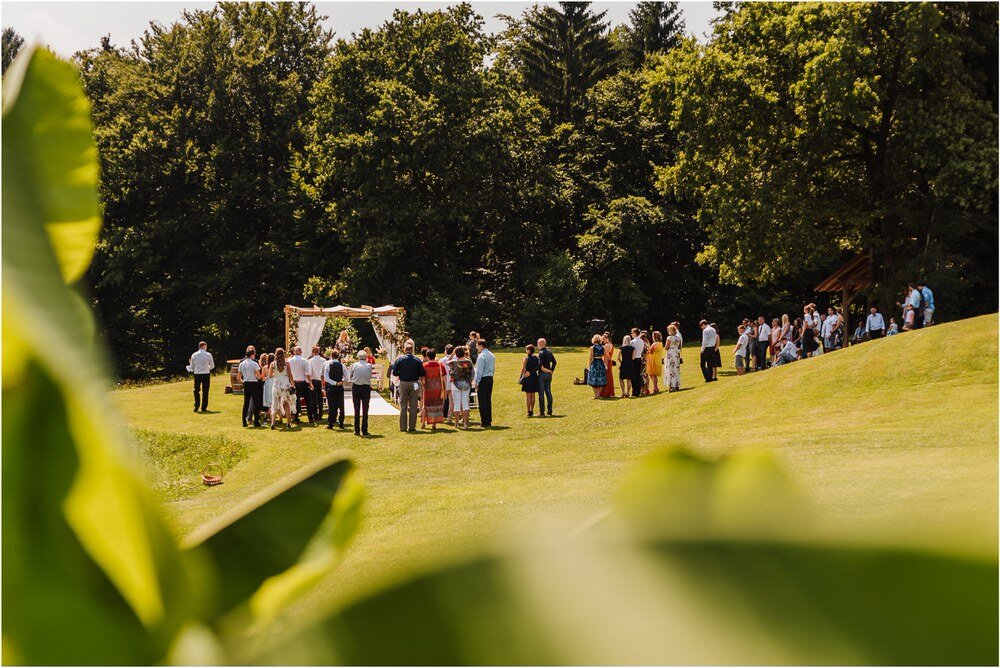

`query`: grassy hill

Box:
[113,314,998,616]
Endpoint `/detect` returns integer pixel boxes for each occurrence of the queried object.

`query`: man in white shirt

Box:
[865,306,885,339]
[189,341,215,412]
[699,320,718,383]
[287,346,313,424]
[773,338,799,366]
[733,325,749,376]
[307,345,327,422]
[238,346,262,428]
[755,316,771,370]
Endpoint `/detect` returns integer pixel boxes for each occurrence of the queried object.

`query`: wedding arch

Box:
[283,304,407,361]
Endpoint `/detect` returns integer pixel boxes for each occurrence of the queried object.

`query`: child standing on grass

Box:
[903,305,915,331]
[734,325,749,376]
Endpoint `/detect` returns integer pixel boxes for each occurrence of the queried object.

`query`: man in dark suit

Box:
[323,349,346,429]
[536,338,557,416]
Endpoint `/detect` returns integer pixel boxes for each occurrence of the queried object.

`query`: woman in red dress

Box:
[599,332,616,398]
[421,349,446,430]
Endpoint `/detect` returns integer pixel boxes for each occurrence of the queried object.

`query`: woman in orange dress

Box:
[421,349,446,430]
[599,332,616,398]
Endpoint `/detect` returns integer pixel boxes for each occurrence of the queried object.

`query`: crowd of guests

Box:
[584,324,683,398]
[190,283,937,427]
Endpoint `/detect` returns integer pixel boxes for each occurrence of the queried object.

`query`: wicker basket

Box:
[201,464,224,486]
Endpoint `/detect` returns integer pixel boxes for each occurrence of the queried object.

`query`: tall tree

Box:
[2,27,24,74]
[649,3,997,316]
[79,3,332,376]
[513,2,617,125]
[622,1,685,67]
[296,5,558,343]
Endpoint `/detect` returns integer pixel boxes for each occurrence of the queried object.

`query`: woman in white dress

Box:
[270,348,296,429]
[261,353,275,425]
[664,324,682,392]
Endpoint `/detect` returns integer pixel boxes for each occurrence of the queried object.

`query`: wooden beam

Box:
[284,305,291,351]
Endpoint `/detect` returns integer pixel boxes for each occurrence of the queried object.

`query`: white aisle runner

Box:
[344,389,399,416]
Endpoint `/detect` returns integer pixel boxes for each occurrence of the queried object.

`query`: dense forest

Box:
[4,2,996,378]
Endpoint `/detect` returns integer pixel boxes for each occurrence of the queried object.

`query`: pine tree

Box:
[623,1,685,67]
[517,2,616,125]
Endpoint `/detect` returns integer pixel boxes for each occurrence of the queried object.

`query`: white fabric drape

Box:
[298,316,327,355]
[375,314,399,361]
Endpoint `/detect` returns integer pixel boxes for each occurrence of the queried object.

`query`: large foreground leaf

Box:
[2,47,193,662]
[246,449,997,665]
[183,456,364,625]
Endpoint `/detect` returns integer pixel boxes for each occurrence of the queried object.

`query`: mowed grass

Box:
[112,314,998,617]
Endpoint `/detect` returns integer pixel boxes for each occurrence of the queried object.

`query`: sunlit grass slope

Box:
[113,314,998,613]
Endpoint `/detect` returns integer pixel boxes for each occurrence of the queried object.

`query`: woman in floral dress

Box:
[664,325,682,392]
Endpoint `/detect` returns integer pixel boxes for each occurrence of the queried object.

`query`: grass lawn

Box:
[113,314,998,619]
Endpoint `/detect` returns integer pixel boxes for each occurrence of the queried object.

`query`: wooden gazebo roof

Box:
[815,254,871,293]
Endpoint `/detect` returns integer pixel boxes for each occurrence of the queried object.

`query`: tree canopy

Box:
[60,1,997,377]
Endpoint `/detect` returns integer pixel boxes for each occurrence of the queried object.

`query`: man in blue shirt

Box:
[864,306,885,339]
[536,338,557,416]
[474,339,496,428]
[918,283,935,327]
[392,342,425,432]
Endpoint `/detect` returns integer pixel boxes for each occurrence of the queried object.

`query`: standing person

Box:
[448,346,475,429]
[918,283,935,326]
[269,348,296,430]
[322,349,346,430]
[865,306,886,339]
[903,304,916,331]
[770,318,781,360]
[441,344,455,425]
[823,307,842,351]
[238,346,262,428]
[261,353,274,424]
[647,332,664,394]
[699,320,718,383]
[618,335,634,397]
[745,320,757,371]
[519,344,540,416]
[422,349,446,430]
[335,330,352,358]
[349,349,373,436]
[629,328,646,397]
[392,342,426,433]
[780,314,792,345]
[287,346,313,424]
[755,316,771,370]
[308,345,326,422]
[710,323,722,380]
[905,284,922,327]
[189,341,214,412]
[670,322,684,386]
[537,338,557,416]
[801,315,819,357]
[638,331,652,395]
[733,325,749,376]
[586,335,607,399]
[664,325,682,391]
[599,333,616,398]
[467,331,480,363]
[473,338,497,429]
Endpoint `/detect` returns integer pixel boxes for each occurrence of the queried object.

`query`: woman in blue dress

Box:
[587,335,607,399]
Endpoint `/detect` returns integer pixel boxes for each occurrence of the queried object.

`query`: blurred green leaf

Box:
[247,449,997,665]
[2,46,100,284]
[182,456,363,625]
[2,47,194,663]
